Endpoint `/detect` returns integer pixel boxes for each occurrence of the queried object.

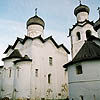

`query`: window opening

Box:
[9,69,11,78]
[77,32,81,40]
[35,69,38,77]
[49,57,53,65]
[93,94,96,100]
[86,30,91,39]
[48,74,51,84]
[80,95,83,100]
[76,65,83,74]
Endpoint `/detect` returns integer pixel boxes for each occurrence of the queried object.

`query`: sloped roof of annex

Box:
[63,39,100,68]
[14,55,32,64]
[2,49,22,61]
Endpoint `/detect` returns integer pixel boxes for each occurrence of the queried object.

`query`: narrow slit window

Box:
[35,69,38,77]
[49,57,53,65]
[93,94,96,100]
[77,32,81,40]
[48,74,51,84]
[17,69,19,78]
[76,65,83,74]
[9,69,11,78]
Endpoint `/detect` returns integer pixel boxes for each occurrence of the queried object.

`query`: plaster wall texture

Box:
[68,60,100,100]
[1,58,20,99]
[31,39,68,99]
[77,12,88,22]
[27,25,44,38]
[15,61,32,99]
[6,49,13,57]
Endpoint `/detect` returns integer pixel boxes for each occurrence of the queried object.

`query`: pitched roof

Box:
[2,49,22,61]
[64,41,100,68]
[0,66,3,68]
[4,37,24,54]
[14,55,32,64]
[87,35,100,41]
[4,45,13,54]
[4,35,70,54]
[68,20,94,36]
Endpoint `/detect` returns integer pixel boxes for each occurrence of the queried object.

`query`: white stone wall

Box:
[77,12,89,22]
[27,25,44,38]
[31,39,68,99]
[1,58,20,99]
[68,60,100,100]
[1,37,69,100]
[15,61,32,99]
[71,24,98,58]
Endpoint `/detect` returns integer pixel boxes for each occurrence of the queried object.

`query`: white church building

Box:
[1,1,100,100]
[0,12,70,100]
[64,3,100,100]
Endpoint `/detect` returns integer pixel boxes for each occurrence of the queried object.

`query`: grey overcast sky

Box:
[0,0,99,65]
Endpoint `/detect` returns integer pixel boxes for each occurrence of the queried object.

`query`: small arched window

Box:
[86,30,91,39]
[76,32,81,40]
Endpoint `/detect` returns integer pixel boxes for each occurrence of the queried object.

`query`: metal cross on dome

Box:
[35,8,38,16]
[79,0,82,5]
[97,7,100,19]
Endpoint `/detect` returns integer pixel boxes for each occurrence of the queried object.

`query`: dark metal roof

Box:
[27,15,45,29]
[4,37,24,54]
[74,4,90,16]
[94,18,100,31]
[4,35,70,54]
[14,55,32,64]
[4,45,13,54]
[87,35,100,41]
[0,66,3,68]
[64,41,100,68]
[68,20,94,36]
[2,49,22,61]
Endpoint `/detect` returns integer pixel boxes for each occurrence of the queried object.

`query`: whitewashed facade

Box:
[0,14,69,100]
[70,4,98,58]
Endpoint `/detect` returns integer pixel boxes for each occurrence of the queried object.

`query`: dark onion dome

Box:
[94,18,100,31]
[26,15,45,29]
[74,4,90,16]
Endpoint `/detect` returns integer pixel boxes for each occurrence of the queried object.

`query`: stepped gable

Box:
[69,20,94,36]
[4,35,70,54]
[4,37,24,54]
[4,45,13,54]
[64,41,100,67]
[2,49,22,61]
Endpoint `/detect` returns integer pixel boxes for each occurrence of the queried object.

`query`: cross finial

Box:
[79,0,82,5]
[97,7,100,19]
[35,8,38,16]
